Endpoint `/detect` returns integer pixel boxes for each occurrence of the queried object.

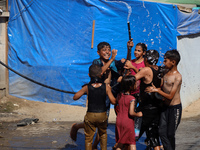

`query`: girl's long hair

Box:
[120,75,136,93]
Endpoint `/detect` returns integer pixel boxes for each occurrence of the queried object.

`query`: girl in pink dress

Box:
[125,42,147,97]
[115,75,142,150]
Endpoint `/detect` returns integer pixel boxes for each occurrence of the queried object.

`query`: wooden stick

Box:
[6,0,8,12]
[91,20,95,49]
[5,21,9,96]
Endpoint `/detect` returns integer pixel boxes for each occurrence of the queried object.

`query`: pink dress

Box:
[130,59,145,95]
[115,93,136,144]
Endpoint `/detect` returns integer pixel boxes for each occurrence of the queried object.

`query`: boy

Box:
[125,49,162,150]
[70,42,125,147]
[93,42,125,112]
[93,42,125,94]
[73,64,116,150]
[146,50,182,150]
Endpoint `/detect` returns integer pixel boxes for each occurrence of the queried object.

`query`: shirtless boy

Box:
[146,50,182,150]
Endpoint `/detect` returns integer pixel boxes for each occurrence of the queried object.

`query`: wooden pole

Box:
[6,0,8,12]
[5,21,9,96]
[91,20,95,49]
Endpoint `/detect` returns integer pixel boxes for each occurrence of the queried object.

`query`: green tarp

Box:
[145,0,200,6]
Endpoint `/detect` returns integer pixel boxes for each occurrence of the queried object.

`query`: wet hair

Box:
[145,49,159,65]
[89,64,102,77]
[136,43,147,52]
[164,49,180,65]
[120,75,136,93]
[97,42,111,51]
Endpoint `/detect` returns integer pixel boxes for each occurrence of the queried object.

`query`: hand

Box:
[121,58,126,63]
[145,83,158,93]
[111,49,117,60]
[137,111,143,117]
[124,60,133,69]
[117,76,123,83]
[127,38,134,47]
[145,86,154,93]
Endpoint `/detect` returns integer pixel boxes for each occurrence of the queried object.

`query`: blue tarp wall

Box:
[8,0,200,106]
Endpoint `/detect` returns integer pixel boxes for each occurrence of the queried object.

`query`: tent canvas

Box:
[7,0,200,107]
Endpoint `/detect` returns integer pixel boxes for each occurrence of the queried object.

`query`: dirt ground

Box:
[0,96,200,150]
[1,96,200,123]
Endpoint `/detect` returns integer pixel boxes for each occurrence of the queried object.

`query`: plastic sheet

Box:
[177,9,200,36]
[7,0,199,106]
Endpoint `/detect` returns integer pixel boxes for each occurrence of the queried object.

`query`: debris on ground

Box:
[17,118,39,126]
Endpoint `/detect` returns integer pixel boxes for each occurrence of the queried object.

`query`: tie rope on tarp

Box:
[0,60,77,94]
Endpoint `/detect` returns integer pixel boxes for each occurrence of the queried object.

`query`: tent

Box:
[8,0,200,108]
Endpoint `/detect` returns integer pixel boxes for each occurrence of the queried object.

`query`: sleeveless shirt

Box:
[87,83,107,113]
[139,67,162,110]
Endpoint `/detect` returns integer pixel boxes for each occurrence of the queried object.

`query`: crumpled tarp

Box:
[7,0,200,106]
[177,8,200,36]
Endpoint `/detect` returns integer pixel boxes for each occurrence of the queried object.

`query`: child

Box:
[126,42,147,75]
[73,64,116,150]
[115,41,146,143]
[145,50,182,150]
[93,42,125,99]
[115,75,142,150]
[125,42,147,105]
[70,42,125,148]
[125,50,162,150]
[116,41,146,105]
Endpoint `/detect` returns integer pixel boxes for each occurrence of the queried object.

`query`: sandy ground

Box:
[0,96,200,150]
[0,96,115,123]
[1,96,200,123]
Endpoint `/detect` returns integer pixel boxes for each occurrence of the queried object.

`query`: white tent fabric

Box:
[177,33,200,108]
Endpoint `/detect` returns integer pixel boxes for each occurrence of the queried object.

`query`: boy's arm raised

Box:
[73,85,88,100]
[106,84,116,105]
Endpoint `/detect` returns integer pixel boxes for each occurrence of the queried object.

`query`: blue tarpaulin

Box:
[177,8,200,36]
[7,0,200,106]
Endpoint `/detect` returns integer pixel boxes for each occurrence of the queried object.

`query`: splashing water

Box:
[143,1,146,8]
[105,0,132,22]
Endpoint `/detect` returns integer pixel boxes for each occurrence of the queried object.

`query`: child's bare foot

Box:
[70,123,78,141]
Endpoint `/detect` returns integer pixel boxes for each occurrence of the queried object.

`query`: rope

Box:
[0,60,77,94]
[0,60,120,95]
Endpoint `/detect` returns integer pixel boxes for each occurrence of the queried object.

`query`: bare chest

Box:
[163,75,175,91]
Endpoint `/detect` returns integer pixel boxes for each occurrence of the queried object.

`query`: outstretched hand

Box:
[145,83,158,93]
